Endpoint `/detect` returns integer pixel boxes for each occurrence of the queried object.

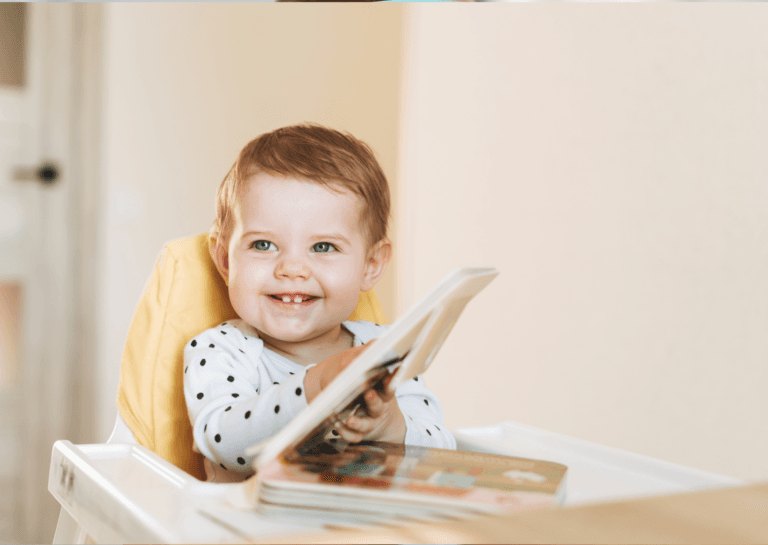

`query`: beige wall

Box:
[97,3,768,482]
[399,4,768,481]
[97,4,403,440]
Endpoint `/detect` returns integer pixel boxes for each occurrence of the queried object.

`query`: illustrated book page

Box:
[257,441,567,517]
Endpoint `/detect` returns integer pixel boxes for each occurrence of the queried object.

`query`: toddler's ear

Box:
[361,238,392,292]
[209,236,230,286]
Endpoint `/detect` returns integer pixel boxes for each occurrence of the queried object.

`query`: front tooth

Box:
[282,296,292,303]
[293,296,303,303]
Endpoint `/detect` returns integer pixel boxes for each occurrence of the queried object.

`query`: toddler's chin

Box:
[258,323,321,344]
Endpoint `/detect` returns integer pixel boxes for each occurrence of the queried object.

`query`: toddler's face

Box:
[222,172,376,348]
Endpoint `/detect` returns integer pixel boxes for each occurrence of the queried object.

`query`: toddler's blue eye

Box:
[252,240,275,251]
[312,242,336,253]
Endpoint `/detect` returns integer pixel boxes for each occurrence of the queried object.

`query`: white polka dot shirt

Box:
[183,319,456,482]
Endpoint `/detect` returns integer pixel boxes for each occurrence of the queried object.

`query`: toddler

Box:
[184,124,455,482]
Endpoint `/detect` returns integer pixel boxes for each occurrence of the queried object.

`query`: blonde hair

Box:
[211,124,390,248]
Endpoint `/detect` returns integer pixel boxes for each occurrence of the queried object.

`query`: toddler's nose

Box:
[275,258,311,280]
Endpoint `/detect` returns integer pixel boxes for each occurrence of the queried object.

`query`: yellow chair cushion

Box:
[116,234,387,480]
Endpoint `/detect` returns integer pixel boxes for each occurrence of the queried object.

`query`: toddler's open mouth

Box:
[268,293,318,304]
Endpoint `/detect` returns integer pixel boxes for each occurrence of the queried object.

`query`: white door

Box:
[1,4,83,542]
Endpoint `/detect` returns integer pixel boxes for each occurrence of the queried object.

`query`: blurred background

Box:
[1,2,767,542]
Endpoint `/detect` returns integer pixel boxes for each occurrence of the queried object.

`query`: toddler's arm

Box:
[183,321,310,473]
[394,374,456,449]
[302,342,370,403]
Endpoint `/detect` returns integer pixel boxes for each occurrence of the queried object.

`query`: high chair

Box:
[51,233,388,542]
[48,234,742,544]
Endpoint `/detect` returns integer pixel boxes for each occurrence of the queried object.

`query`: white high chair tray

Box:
[49,421,741,544]
[452,421,740,506]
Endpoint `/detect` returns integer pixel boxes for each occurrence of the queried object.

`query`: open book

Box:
[241,267,568,524]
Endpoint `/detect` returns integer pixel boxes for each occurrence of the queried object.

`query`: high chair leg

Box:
[52,508,92,544]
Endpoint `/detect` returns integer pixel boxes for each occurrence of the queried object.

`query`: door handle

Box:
[12,162,61,186]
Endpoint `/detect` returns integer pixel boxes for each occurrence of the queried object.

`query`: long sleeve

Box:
[396,374,456,450]
[183,320,310,474]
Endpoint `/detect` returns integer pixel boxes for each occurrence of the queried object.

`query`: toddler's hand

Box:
[335,374,406,444]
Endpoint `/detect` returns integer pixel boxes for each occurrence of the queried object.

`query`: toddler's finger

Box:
[345,413,376,435]
[363,389,385,418]
[380,372,397,399]
[334,421,365,443]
